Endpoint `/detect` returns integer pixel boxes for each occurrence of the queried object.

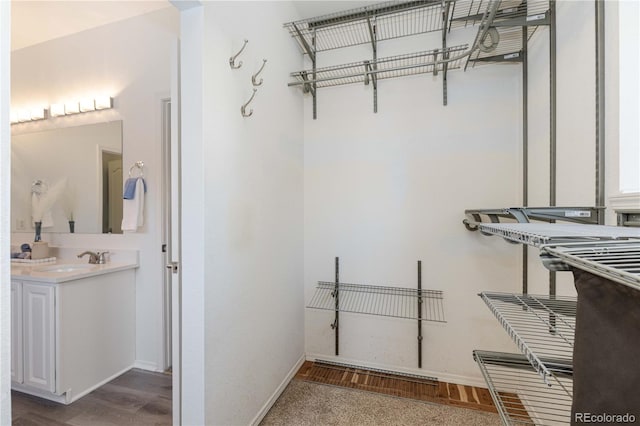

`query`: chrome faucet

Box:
[77,251,109,264]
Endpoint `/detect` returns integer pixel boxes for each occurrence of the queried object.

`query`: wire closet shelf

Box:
[284,0,447,54]
[307,281,445,322]
[479,292,575,385]
[474,223,640,247]
[289,45,468,89]
[542,240,640,291]
[474,350,573,425]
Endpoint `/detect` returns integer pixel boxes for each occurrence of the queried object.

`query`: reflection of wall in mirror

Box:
[11,121,123,234]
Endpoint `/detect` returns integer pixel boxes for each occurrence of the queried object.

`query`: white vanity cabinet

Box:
[22,282,56,392]
[11,280,56,392]
[10,264,136,404]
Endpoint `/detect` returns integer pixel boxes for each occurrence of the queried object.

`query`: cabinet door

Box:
[11,281,23,384]
[22,283,55,392]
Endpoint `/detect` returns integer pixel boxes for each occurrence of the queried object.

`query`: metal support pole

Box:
[549,0,557,301]
[595,0,606,223]
[334,257,339,356]
[366,18,378,113]
[312,31,317,120]
[442,1,451,106]
[522,26,529,296]
[549,0,557,210]
[417,260,423,368]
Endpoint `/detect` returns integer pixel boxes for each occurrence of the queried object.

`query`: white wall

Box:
[303,28,523,383]
[10,7,179,371]
[526,1,605,297]
[0,2,11,423]
[607,0,640,220]
[183,2,305,424]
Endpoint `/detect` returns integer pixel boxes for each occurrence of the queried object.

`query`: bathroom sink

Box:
[34,264,96,273]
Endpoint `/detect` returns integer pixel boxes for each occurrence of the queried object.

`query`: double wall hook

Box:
[251,59,267,86]
[229,39,248,69]
[241,89,257,117]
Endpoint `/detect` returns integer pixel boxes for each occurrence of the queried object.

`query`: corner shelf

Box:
[474,350,573,426]
[308,281,445,322]
[479,292,575,384]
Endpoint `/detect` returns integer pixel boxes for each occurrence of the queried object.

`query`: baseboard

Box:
[306,352,488,389]
[133,360,161,372]
[250,353,306,426]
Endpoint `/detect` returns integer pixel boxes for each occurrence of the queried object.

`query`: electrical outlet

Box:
[17,219,25,230]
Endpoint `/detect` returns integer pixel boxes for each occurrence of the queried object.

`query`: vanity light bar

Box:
[11,96,113,125]
[54,96,113,117]
[10,108,48,124]
[65,102,80,114]
[50,104,65,117]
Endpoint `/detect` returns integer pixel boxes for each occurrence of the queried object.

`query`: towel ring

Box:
[129,161,145,178]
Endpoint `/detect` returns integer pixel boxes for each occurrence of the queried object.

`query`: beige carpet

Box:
[261,379,502,425]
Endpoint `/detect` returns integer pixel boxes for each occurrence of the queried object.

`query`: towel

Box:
[123,177,147,200]
[121,177,145,231]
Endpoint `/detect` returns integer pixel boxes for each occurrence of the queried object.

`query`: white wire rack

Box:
[289,45,468,89]
[480,292,575,384]
[474,350,573,425]
[307,281,445,322]
[476,223,640,247]
[543,240,640,291]
[284,0,447,54]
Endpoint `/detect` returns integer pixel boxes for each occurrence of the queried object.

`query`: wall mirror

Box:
[11,120,124,234]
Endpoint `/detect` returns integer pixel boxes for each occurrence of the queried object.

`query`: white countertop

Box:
[11,260,138,283]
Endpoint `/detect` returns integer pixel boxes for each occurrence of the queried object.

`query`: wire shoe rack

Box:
[479,292,575,384]
[474,350,573,425]
[308,281,445,322]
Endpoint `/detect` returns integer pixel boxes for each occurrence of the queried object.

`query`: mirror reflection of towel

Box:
[122,178,145,231]
[31,193,54,228]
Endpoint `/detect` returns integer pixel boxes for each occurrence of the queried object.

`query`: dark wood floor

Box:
[12,369,172,426]
[296,361,519,416]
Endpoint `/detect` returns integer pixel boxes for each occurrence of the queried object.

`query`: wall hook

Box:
[241,89,257,117]
[229,39,248,69]
[251,59,268,86]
